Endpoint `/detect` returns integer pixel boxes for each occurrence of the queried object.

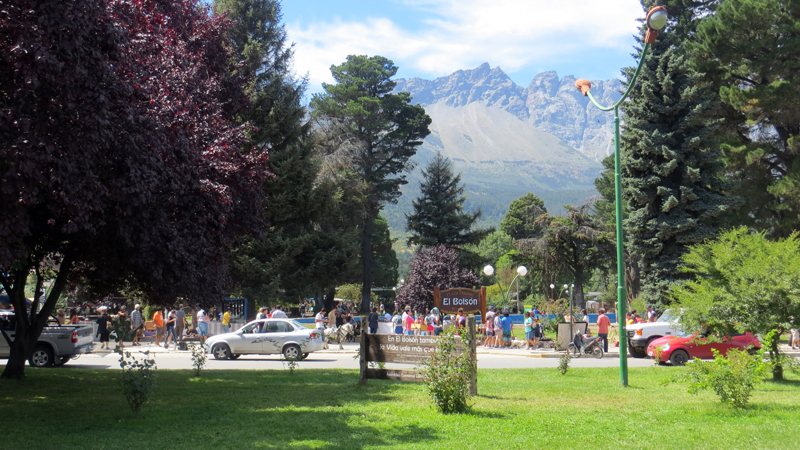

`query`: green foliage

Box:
[311,54,431,310]
[682,348,768,409]
[395,245,479,313]
[500,192,546,240]
[621,29,736,306]
[687,0,800,237]
[468,230,514,266]
[407,152,492,248]
[421,324,475,414]
[516,203,613,309]
[189,343,207,377]
[336,284,377,303]
[558,351,571,375]
[116,348,157,415]
[672,227,800,379]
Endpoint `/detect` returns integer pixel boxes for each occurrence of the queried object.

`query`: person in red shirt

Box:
[596,308,611,352]
[404,311,415,335]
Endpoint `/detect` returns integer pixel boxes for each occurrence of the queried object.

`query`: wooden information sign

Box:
[359,316,477,396]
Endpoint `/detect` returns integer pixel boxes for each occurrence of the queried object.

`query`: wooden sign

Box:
[433,286,487,323]
[359,316,478,396]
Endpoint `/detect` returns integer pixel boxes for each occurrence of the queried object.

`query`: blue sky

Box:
[281,0,647,95]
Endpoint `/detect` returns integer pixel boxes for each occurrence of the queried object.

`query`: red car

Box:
[647,331,760,366]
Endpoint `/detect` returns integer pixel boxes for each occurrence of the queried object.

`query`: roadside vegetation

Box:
[4,368,798,449]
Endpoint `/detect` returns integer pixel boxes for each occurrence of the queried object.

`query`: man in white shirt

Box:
[271,305,288,319]
[315,308,327,329]
[197,309,211,344]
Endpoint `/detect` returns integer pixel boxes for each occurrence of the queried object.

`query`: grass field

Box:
[2,366,798,450]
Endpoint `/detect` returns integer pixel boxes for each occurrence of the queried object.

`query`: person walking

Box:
[500,308,513,347]
[368,307,379,334]
[392,311,403,335]
[197,309,210,344]
[271,305,287,319]
[152,308,164,347]
[175,304,186,343]
[164,310,177,349]
[404,309,415,335]
[130,304,144,346]
[523,311,535,349]
[221,308,231,333]
[597,308,610,353]
[315,308,327,330]
[96,307,112,350]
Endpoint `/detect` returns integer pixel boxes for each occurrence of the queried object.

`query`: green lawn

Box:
[2,366,798,449]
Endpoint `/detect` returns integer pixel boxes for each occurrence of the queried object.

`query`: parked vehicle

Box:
[647,330,760,366]
[567,329,604,359]
[206,318,324,361]
[626,308,683,358]
[0,310,95,367]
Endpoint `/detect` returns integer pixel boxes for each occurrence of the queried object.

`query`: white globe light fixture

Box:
[516,266,528,277]
[483,265,494,276]
[647,8,668,30]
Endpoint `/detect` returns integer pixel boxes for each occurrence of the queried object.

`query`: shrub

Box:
[421,325,476,414]
[116,348,157,415]
[683,348,767,408]
[189,343,207,377]
[558,351,571,375]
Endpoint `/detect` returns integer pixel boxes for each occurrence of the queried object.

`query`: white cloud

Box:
[287,0,644,90]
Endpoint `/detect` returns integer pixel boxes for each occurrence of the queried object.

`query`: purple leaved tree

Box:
[0,0,268,379]
[396,245,479,314]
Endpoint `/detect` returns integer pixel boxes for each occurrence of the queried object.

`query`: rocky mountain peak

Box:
[395,65,623,160]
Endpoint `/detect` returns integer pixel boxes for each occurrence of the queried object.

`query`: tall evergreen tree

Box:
[688,0,800,237]
[311,55,431,312]
[216,0,359,305]
[406,153,492,248]
[620,28,737,306]
[500,193,546,240]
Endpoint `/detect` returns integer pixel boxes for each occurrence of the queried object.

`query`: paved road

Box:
[43,343,658,371]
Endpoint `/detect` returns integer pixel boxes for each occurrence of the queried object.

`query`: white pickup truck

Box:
[0,310,95,367]
[626,309,683,358]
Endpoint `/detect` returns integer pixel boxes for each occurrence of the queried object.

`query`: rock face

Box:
[395,64,622,161]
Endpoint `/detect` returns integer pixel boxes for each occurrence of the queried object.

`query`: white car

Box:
[206,318,324,360]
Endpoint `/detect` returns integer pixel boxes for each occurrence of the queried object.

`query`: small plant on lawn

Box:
[421,325,475,414]
[558,350,571,375]
[683,348,767,408]
[283,355,298,374]
[116,347,157,415]
[189,343,207,377]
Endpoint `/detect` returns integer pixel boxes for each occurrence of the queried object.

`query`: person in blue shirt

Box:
[500,308,513,348]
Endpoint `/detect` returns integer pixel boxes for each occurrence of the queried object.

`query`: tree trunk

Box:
[360,212,375,313]
[1,257,72,379]
[770,333,784,381]
[323,288,336,313]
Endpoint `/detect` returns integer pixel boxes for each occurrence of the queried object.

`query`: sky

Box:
[281,0,647,95]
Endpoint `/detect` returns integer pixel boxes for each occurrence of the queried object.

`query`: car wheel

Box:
[669,349,690,366]
[301,353,309,360]
[567,343,581,358]
[54,356,71,366]
[592,346,604,359]
[628,344,647,358]
[230,354,241,360]
[283,344,301,360]
[29,345,54,367]
[212,343,231,360]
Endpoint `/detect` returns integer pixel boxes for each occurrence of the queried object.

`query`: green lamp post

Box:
[574,6,668,387]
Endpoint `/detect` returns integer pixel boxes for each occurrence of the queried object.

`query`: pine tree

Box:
[406,153,492,248]
[311,55,431,312]
[620,29,737,306]
[217,0,360,305]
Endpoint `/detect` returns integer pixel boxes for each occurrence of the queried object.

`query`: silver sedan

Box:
[206,318,324,360]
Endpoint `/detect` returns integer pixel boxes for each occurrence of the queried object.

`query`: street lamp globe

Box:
[517,266,528,277]
[563,284,569,290]
[549,283,555,289]
[483,265,494,276]
[646,7,668,31]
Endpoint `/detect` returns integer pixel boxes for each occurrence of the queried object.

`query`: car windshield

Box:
[657,309,681,323]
